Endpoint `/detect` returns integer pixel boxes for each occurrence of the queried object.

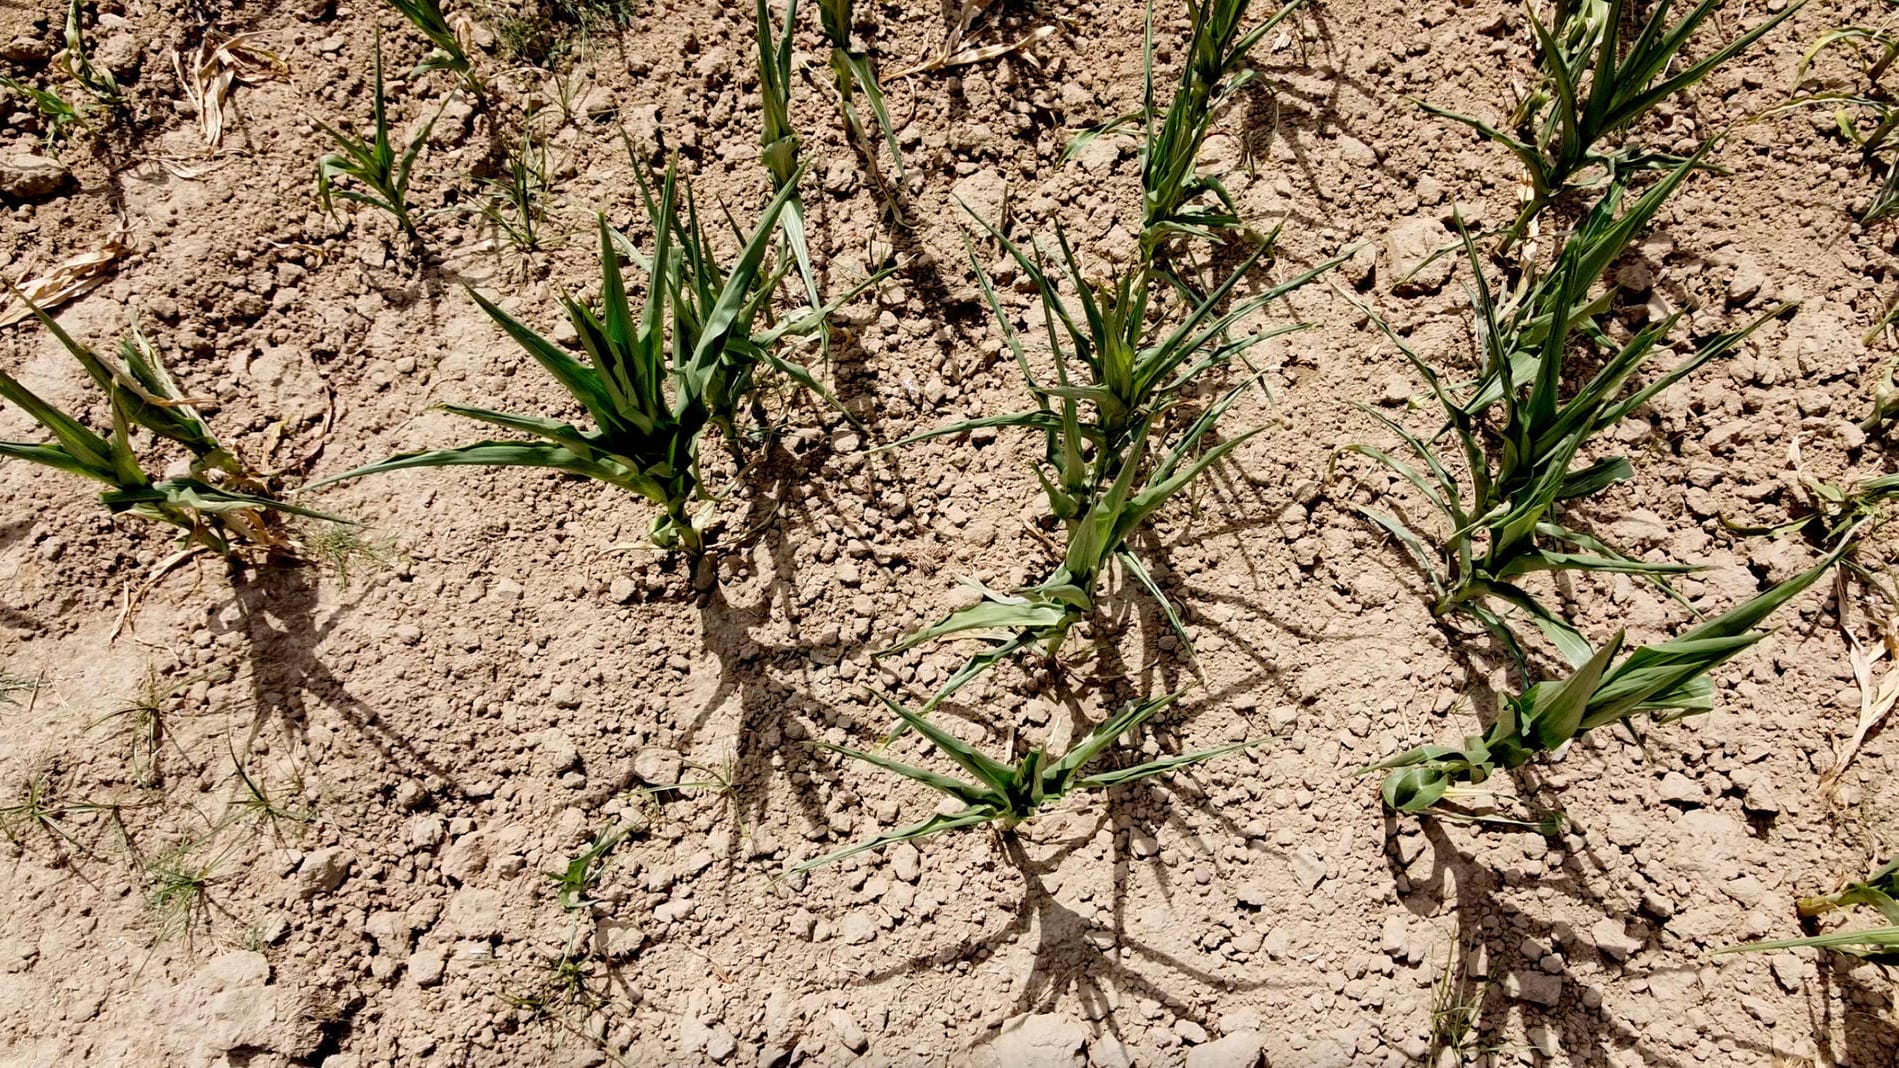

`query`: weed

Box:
[299,521,398,589]
[59,0,123,108]
[1424,0,1802,235]
[0,305,337,558]
[227,741,316,833]
[1346,155,1793,667]
[317,33,440,240]
[146,843,219,943]
[547,823,629,911]
[461,124,551,257]
[0,773,128,857]
[1428,940,1484,1061]
[0,668,43,709]
[92,667,199,788]
[792,693,1249,872]
[314,161,857,557]
[1775,7,1898,221]
[1370,548,1844,814]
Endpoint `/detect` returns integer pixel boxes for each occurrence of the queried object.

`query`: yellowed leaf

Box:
[0,232,132,327]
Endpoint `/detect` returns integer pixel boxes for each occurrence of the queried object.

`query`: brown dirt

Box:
[1,0,1898,1065]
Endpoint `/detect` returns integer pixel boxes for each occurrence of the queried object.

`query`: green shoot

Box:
[462,123,550,257]
[147,843,219,943]
[384,0,486,98]
[313,160,855,558]
[1346,155,1793,667]
[0,668,43,709]
[1139,0,1306,266]
[0,773,128,857]
[1423,0,1803,234]
[792,693,1249,873]
[0,76,84,154]
[1719,856,1899,963]
[59,0,123,107]
[547,823,630,911]
[817,0,905,179]
[755,0,823,315]
[299,521,398,589]
[1369,548,1844,814]
[227,740,316,833]
[1428,940,1485,1061]
[883,215,1340,706]
[1774,8,1898,221]
[0,303,338,558]
[91,667,200,789]
[317,33,439,240]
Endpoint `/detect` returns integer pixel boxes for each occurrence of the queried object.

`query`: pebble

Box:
[633,748,682,785]
[0,154,70,199]
[1293,848,1327,890]
[828,1008,868,1053]
[295,847,351,898]
[408,949,445,986]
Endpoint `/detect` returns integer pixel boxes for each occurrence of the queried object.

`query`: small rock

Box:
[1186,1031,1263,1068]
[296,847,351,898]
[1383,217,1452,294]
[1380,914,1406,956]
[633,748,683,785]
[828,1008,868,1053]
[1504,970,1563,1007]
[987,1013,1089,1066]
[408,949,446,986]
[1657,771,1703,806]
[1727,257,1766,304]
[1293,848,1327,890]
[540,728,580,772]
[0,154,71,200]
[891,842,921,884]
[1589,917,1643,962]
[951,169,1008,227]
[838,913,877,945]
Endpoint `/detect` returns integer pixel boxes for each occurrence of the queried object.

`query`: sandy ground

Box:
[1,0,1898,1065]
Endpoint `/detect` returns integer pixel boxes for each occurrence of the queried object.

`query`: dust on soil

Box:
[1,0,1897,1065]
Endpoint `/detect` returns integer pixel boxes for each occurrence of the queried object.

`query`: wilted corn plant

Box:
[314,161,851,558]
[1424,0,1803,237]
[1346,154,1792,667]
[59,0,123,108]
[817,0,904,178]
[791,693,1248,872]
[882,222,1339,705]
[1720,856,1899,961]
[1370,547,1845,814]
[316,35,439,240]
[384,0,486,99]
[0,304,334,560]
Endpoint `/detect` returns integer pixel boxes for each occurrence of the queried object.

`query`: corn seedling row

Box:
[1348,152,1793,670]
[1721,856,1899,962]
[817,0,905,179]
[384,0,486,99]
[1774,8,1899,222]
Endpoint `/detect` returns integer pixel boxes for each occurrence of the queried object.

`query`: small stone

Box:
[839,913,877,945]
[0,154,71,200]
[540,727,580,771]
[633,748,682,785]
[1590,917,1643,962]
[1727,257,1766,303]
[828,1008,868,1053]
[1383,217,1452,294]
[1657,771,1703,806]
[609,577,637,603]
[1293,848,1327,890]
[295,847,351,898]
[705,1027,737,1063]
[1380,914,1406,956]
[408,949,445,986]
[988,1013,1089,1065]
[1186,1031,1263,1068]
[890,842,920,884]
[1504,970,1563,1007]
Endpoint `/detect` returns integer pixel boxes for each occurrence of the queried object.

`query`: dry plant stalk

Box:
[174,32,288,147]
[893,0,1056,78]
[0,231,132,327]
[1826,568,1899,790]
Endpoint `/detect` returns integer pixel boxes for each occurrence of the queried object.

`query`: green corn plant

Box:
[317,35,440,240]
[313,161,856,557]
[755,0,822,318]
[385,0,485,98]
[1369,547,1844,814]
[59,0,122,108]
[1139,0,1306,264]
[817,0,904,179]
[1719,857,1899,963]
[1347,155,1793,667]
[881,218,1341,706]
[790,693,1249,873]
[0,76,83,155]
[0,302,336,558]
[1424,0,1803,235]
